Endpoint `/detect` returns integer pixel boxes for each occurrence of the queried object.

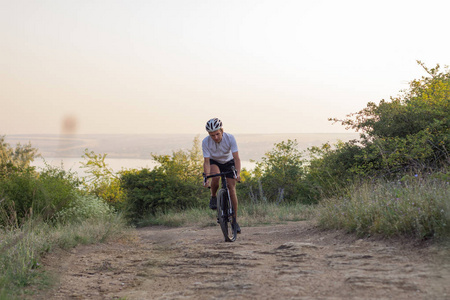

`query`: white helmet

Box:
[205,118,223,132]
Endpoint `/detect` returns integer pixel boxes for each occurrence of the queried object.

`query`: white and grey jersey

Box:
[202,132,238,164]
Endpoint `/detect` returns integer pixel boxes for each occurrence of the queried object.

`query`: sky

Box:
[1,0,449,135]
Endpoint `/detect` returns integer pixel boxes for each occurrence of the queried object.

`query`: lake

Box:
[6,133,358,176]
[31,156,258,177]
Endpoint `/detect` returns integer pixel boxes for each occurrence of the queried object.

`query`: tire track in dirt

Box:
[37,222,450,299]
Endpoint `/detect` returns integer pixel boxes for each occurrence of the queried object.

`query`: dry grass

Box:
[317,176,450,239]
[0,214,129,299]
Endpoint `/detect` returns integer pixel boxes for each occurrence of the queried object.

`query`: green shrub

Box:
[120,168,207,222]
[36,164,81,220]
[0,164,80,226]
[306,141,363,199]
[120,137,208,223]
[241,140,317,204]
[0,169,37,226]
[53,194,115,224]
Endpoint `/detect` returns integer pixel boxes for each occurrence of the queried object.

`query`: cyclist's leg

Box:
[226,178,238,217]
[219,159,238,217]
[209,164,220,197]
[227,178,241,234]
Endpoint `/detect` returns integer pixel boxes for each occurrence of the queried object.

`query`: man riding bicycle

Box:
[202,118,242,233]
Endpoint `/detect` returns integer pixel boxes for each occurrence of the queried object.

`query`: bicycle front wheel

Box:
[217,188,237,242]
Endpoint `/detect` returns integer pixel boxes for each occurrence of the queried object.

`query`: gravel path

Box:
[37,221,450,299]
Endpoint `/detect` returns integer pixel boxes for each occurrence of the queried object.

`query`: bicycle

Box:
[203,167,238,242]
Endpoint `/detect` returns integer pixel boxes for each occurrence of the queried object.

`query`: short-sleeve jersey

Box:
[202,132,238,164]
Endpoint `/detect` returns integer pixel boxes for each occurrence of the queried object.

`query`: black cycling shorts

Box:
[209,159,236,179]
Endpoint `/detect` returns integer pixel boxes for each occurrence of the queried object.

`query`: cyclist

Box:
[202,118,242,233]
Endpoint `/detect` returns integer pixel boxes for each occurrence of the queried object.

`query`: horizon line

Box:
[5,132,358,136]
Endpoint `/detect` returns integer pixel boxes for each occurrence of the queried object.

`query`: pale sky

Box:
[1,0,449,135]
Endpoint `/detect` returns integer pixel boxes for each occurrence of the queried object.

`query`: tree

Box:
[306,141,363,198]
[0,135,39,176]
[245,140,314,203]
[150,136,203,184]
[329,61,449,174]
[80,149,125,205]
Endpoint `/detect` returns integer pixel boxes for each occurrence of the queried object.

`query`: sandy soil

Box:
[35,221,449,299]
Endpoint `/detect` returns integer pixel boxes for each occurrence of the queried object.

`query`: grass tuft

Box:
[0,213,128,298]
[317,176,450,239]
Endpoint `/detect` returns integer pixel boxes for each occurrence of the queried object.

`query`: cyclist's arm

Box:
[203,157,211,186]
[232,151,241,181]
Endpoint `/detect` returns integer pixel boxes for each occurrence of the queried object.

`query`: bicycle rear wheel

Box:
[217,189,237,242]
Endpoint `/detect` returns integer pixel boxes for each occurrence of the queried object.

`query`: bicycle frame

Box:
[203,166,237,195]
[203,167,238,242]
[205,169,235,216]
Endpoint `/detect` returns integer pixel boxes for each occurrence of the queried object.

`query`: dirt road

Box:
[39,221,449,299]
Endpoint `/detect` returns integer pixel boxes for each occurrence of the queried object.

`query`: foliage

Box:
[317,174,450,239]
[151,136,203,184]
[0,136,81,226]
[336,62,449,139]
[306,141,363,198]
[0,168,37,227]
[36,164,82,220]
[120,137,208,222]
[53,194,115,224]
[0,164,80,226]
[329,61,449,176]
[305,61,450,197]
[0,137,128,298]
[0,135,39,177]
[80,149,125,206]
[241,140,316,204]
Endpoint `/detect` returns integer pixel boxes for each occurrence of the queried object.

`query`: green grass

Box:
[317,175,450,239]
[136,201,315,228]
[0,214,129,299]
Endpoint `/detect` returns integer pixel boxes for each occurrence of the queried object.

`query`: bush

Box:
[120,168,207,222]
[0,168,37,226]
[53,194,115,224]
[0,165,80,226]
[306,141,363,199]
[120,137,208,223]
[36,164,82,220]
[241,140,317,204]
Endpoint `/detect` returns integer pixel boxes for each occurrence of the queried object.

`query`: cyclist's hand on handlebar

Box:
[202,173,210,188]
[231,167,241,183]
[236,174,241,183]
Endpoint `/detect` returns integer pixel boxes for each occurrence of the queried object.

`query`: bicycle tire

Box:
[217,189,237,242]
